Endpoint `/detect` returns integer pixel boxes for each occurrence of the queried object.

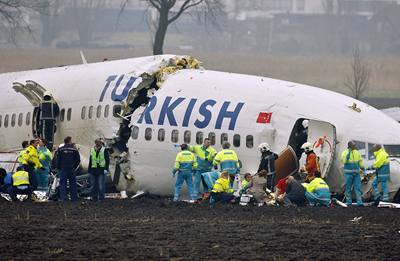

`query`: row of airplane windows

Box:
[131,126,255,149]
[0,104,119,128]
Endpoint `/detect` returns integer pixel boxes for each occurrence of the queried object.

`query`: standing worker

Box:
[36,138,52,192]
[18,139,42,191]
[189,138,216,199]
[369,144,390,203]
[56,136,81,202]
[341,141,365,206]
[257,142,279,191]
[213,142,240,181]
[300,142,319,182]
[88,139,110,201]
[172,144,197,202]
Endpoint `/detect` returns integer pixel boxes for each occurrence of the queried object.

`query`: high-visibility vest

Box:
[12,171,30,186]
[174,150,198,171]
[91,147,106,168]
[341,148,363,174]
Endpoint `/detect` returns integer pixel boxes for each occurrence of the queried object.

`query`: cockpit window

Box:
[354,141,366,158]
[384,145,400,158]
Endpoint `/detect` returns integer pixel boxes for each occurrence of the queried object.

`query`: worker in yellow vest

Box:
[88,139,110,201]
[18,139,43,191]
[10,166,32,201]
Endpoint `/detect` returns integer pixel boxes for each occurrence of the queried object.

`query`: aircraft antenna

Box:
[80,50,88,64]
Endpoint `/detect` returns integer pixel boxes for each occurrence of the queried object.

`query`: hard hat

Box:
[301,142,313,152]
[43,91,52,98]
[258,142,270,152]
[302,119,309,129]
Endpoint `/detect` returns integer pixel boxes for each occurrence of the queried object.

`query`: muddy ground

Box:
[1,197,400,260]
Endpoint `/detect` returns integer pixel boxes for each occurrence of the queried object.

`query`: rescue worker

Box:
[36,138,52,192]
[210,171,235,204]
[56,136,81,202]
[18,139,42,191]
[88,139,110,201]
[300,142,319,182]
[213,142,240,185]
[240,173,253,194]
[293,120,309,159]
[172,144,197,202]
[201,171,220,200]
[275,177,288,201]
[302,172,331,206]
[10,166,32,201]
[369,144,390,203]
[189,138,216,199]
[341,141,365,206]
[257,142,279,190]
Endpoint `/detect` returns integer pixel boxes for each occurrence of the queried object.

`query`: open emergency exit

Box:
[306,120,337,178]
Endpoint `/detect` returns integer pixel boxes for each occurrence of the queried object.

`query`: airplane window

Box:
[354,141,366,158]
[59,109,65,122]
[113,105,121,118]
[11,113,16,127]
[184,131,191,143]
[158,129,165,142]
[18,113,23,127]
[104,105,110,118]
[88,106,93,119]
[208,132,216,145]
[384,145,400,158]
[67,108,72,121]
[81,106,86,120]
[233,134,240,147]
[131,126,139,140]
[0,115,2,127]
[26,112,31,125]
[221,133,228,144]
[246,135,254,148]
[171,130,179,143]
[367,143,376,160]
[145,128,152,141]
[4,114,9,128]
[96,105,101,118]
[196,132,203,145]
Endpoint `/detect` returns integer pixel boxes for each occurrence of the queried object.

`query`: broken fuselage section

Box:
[105,56,202,194]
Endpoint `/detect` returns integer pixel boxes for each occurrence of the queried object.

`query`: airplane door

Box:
[307,120,337,178]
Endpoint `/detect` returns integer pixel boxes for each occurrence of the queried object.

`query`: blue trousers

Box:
[90,171,105,200]
[59,169,78,201]
[36,169,49,191]
[193,170,207,198]
[372,176,389,202]
[305,188,331,206]
[174,171,195,201]
[210,192,235,204]
[345,173,363,206]
[202,172,219,192]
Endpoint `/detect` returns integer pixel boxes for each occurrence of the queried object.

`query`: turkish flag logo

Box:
[256,112,273,124]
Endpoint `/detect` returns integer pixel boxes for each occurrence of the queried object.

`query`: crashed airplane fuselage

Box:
[1,55,400,200]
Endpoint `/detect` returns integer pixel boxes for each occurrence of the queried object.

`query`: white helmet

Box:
[301,142,313,152]
[258,142,270,152]
[302,119,309,129]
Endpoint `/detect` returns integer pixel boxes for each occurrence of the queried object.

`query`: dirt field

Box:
[1,197,400,260]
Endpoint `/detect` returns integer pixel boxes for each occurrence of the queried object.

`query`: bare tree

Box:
[120,0,223,55]
[0,0,49,43]
[344,47,371,100]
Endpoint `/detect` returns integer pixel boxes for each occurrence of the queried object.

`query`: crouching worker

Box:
[303,172,331,206]
[172,144,197,202]
[239,173,253,195]
[210,171,235,204]
[277,176,306,207]
[10,166,32,201]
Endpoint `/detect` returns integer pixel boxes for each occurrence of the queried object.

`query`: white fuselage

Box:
[1,55,400,197]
